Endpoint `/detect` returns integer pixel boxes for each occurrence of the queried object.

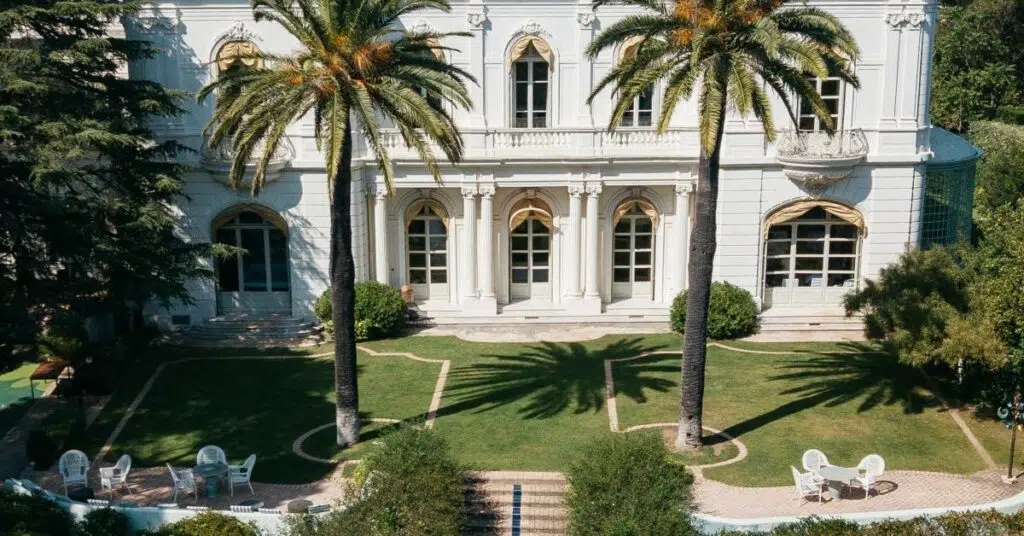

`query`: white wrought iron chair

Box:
[58,450,90,494]
[196,445,227,466]
[166,463,197,503]
[800,449,830,484]
[99,454,132,497]
[228,454,256,496]
[791,466,824,504]
[850,454,885,498]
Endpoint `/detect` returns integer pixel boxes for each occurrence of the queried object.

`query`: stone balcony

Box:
[372,127,696,161]
[774,129,868,191]
[200,135,295,183]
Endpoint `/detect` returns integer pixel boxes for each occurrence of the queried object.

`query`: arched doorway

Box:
[611,199,658,300]
[404,199,450,301]
[212,206,291,315]
[761,201,864,308]
[508,198,553,301]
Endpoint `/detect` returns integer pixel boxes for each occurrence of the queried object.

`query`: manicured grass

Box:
[962,407,1020,474]
[102,351,439,483]
[612,348,987,486]
[0,362,52,436]
[88,335,984,487]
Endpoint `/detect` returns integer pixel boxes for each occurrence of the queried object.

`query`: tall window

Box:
[513,46,549,128]
[763,207,858,291]
[214,210,289,293]
[407,206,448,286]
[798,77,843,131]
[621,86,654,127]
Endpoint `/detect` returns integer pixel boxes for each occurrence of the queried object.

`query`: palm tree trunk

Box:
[675,100,727,452]
[331,116,360,447]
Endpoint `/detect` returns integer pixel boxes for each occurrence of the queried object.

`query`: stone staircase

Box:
[756,307,865,340]
[163,314,323,347]
[463,472,568,536]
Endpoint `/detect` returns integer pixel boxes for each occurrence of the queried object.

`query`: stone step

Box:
[758,322,862,332]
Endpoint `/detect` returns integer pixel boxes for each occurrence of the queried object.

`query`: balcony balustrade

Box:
[200,135,295,183]
[775,129,868,191]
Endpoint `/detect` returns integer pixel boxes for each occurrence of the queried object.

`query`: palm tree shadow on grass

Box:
[435,338,675,420]
[719,351,938,440]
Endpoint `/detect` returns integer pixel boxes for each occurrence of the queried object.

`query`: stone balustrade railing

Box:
[774,129,869,191]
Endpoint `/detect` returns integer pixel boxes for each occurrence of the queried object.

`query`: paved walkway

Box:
[416,324,670,343]
[693,469,1022,518]
[28,465,346,510]
[0,396,65,480]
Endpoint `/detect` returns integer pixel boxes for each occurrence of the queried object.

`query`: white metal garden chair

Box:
[850,454,886,498]
[801,449,830,484]
[166,463,197,503]
[99,454,132,497]
[58,450,90,494]
[228,454,256,496]
[791,466,825,504]
[196,445,227,466]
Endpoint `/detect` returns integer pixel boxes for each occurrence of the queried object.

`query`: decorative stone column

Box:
[373,187,389,285]
[673,182,693,296]
[466,7,488,129]
[566,185,584,298]
[584,183,602,306]
[478,185,497,312]
[461,186,478,303]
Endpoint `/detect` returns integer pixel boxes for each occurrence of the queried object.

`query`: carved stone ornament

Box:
[775,129,869,193]
[885,10,925,28]
[585,183,603,196]
[567,184,585,198]
[467,10,488,29]
[409,19,434,35]
[461,185,478,198]
[576,12,596,29]
[518,20,551,38]
[478,185,496,198]
[220,20,262,43]
[675,182,694,196]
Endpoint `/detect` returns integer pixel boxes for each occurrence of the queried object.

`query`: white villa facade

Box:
[129,0,979,327]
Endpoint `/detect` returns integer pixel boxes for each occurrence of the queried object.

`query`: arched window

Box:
[612,199,658,299]
[762,203,864,307]
[509,36,553,128]
[215,40,261,75]
[618,39,654,128]
[508,198,553,300]
[405,200,449,300]
[213,209,289,294]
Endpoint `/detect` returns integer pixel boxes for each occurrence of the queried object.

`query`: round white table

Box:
[818,465,862,501]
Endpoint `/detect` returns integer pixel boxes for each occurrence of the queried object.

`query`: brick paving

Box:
[692,469,1023,518]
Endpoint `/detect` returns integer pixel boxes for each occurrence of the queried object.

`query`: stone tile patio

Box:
[27,465,346,510]
[692,469,1023,518]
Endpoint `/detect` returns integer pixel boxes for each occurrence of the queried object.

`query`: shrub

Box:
[286,427,467,536]
[145,512,259,536]
[0,488,74,536]
[565,432,694,536]
[670,282,758,339]
[26,406,83,469]
[25,429,61,469]
[76,507,131,536]
[717,510,1024,535]
[314,282,406,340]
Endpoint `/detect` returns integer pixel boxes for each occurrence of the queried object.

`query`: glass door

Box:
[510,217,551,300]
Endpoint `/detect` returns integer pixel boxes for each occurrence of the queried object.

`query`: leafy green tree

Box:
[931,2,1021,132]
[587,0,859,450]
[199,0,473,445]
[0,0,209,371]
[969,121,1024,217]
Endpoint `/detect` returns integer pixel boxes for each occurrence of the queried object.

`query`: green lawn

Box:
[83,335,987,487]
[100,350,439,483]
[962,407,1021,474]
[613,348,987,486]
[0,362,52,437]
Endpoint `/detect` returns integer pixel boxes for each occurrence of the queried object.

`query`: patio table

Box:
[193,463,229,499]
[819,465,862,502]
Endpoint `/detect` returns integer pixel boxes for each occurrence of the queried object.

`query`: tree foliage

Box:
[932,0,1024,132]
[969,121,1024,217]
[0,0,209,370]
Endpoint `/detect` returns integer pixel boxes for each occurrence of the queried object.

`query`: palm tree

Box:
[198,0,473,446]
[587,0,859,450]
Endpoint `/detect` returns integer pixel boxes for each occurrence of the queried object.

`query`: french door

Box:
[406,208,449,301]
[510,217,551,300]
[612,205,655,300]
[213,210,290,314]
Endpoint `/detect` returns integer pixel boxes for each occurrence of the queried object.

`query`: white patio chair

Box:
[58,450,90,494]
[850,454,885,498]
[258,507,281,514]
[186,505,209,511]
[228,454,256,497]
[196,445,227,466]
[166,463,197,503]
[308,503,331,514]
[99,454,132,496]
[800,449,830,484]
[791,466,824,505]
